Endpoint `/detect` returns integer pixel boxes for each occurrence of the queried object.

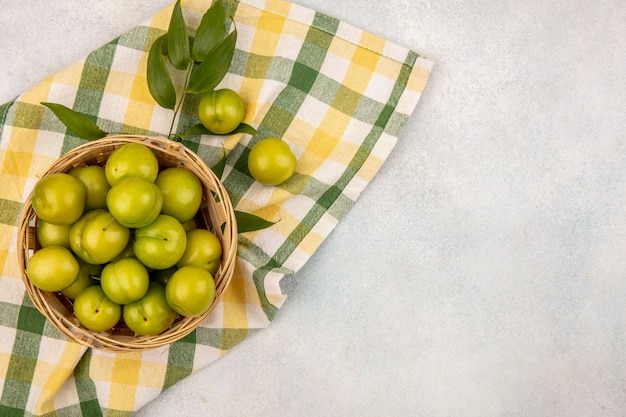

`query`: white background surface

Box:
[2,1,626,416]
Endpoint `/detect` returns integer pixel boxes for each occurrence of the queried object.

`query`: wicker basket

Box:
[16,135,238,352]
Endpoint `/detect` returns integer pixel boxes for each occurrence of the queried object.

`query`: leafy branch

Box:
[147,0,254,140]
[42,0,255,142]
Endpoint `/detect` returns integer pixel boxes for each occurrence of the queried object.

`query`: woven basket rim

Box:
[17,134,238,352]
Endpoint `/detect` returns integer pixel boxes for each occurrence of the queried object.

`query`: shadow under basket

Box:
[16,135,238,353]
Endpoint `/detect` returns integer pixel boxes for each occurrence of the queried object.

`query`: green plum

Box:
[106,177,163,228]
[155,167,203,223]
[105,142,159,186]
[69,165,111,211]
[31,172,85,225]
[123,282,177,336]
[73,285,121,332]
[176,229,222,275]
[27,246,79,292]
[36,219,71,248]
[100,258,150,305]
[70,209,130,264]
[134,215,187,270]
[165,265,216,317]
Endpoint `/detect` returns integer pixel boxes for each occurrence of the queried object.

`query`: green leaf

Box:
[182,122,257,137]
[41,102,107,141]
[211,148,227,179]
[235,210,276,233]
[187,28,237,94]
[192,0,226,62]
[182,123,210,137]
[167,0,191,70]
[233,123,258,135]
[147,35,177,110]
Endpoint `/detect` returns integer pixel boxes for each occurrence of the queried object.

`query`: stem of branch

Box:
[168,63,194,140]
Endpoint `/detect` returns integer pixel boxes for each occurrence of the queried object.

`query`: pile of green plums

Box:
[27,143,223,336]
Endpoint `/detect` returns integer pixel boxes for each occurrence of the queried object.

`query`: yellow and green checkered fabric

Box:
[0,0,432,414]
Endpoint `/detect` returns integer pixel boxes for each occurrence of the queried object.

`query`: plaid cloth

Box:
[0,0,432,415]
